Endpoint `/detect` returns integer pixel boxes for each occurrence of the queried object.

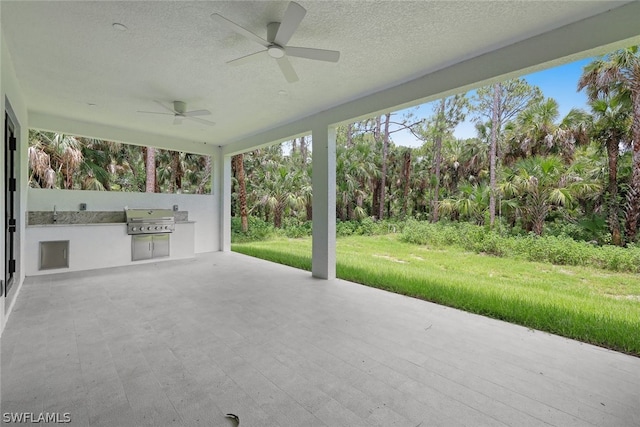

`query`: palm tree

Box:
[233,153,249,232]
[472,79,542,227]
[587,94,631,245]
[412,95,468,222]
[504,98,590,165]
[503,156,601,235]
[194,155,212,195]
[28,130,83,189]
[78,137,129,191]
[409,153,432,219]
[249,146,308,228]
[335,130,378,220]
[145,146,156,193]
[439,182,490,225]
[28,130,56,189]
[578,46,640,242]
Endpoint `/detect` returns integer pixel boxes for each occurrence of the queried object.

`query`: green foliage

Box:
[234,216,405,241]
[231,216,275,243]
[229,47,640,245]
[545,215,610,244]
[336,218,402,237]
[28,130,211,194]
[279,218,312,238]
[400,219,640,273]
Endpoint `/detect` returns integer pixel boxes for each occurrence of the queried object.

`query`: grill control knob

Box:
[131,227,137,231]
[155,226,160,230]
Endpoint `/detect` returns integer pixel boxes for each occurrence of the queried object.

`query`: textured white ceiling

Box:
[1,1,637,147]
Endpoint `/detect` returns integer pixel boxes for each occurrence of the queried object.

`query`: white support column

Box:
[215,146,232,252]
[311,126,336,279]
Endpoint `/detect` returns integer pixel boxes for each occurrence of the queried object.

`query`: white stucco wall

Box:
[27,188,217,254]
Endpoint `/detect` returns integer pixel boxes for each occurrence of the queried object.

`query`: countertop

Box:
[27,220,195,228]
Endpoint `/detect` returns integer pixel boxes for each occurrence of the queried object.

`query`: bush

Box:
[336,220,357,237]
[336,218,403,237]
[545,215,611,245]
[231,217,275,243]
[400,219,640,273]
[280,218,312,238]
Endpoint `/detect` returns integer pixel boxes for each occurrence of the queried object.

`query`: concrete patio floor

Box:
[1,251,639,426]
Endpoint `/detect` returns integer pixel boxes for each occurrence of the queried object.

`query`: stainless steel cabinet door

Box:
[152,234,170,258]
[132,235,153,261]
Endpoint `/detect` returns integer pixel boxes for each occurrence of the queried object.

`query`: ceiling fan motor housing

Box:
[266,23,286,58]
[173,100,187,114]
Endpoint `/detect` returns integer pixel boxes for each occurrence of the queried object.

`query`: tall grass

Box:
[400,220,640,273]
[233,235,640,356]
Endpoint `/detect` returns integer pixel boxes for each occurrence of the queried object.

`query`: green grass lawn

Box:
[233,235,640,356]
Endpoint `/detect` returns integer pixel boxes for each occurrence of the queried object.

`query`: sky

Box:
[391,58,593,148]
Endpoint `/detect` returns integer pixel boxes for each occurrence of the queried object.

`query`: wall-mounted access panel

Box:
[39,240,69,270]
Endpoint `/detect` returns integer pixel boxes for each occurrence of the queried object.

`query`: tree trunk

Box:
[347,123,353,148]
[402,150,411,217]
[300,136,307,165]
[529,195,548,236]
[432,136,442,223]
[233,154,248,233]
[625,90,640,243]
[432,101,445,223]
[169,151,179,193]
[606,137,622,246]
[274,202,284,228]
[489,83,501,227]
[378,113,391,221]
[372,178,381,220]
[306,199,312,221]
[145,146,156,193]
[196,155,212,194]
[532,210,547,236]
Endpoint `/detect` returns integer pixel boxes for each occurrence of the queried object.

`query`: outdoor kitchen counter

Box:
[27,222,127,227]
[27,221,195,227]
[25,221,195,275]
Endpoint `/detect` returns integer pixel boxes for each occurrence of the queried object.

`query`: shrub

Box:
[281,218,312,238]
[231,217,275,243]
[336,221,357,237]
[336,218,403,237]
[400,219,640,273]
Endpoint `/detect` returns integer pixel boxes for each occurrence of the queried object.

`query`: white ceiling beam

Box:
[29,111,216,156]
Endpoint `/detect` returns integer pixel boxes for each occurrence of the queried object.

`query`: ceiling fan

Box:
[137,101,215,126]
[211,1,340,83]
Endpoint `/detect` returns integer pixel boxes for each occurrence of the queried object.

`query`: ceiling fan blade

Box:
[227,50,267,66]
[274,1,306,47]
[173,117,183,125]
[276,57,299,83]
[137,110,173,116]
[184,109,211,117]
[211,13,269,48]
[285,46,340,62]
[187,116,216,126]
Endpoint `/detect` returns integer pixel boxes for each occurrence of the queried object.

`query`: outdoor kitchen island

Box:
[24,210,195,276]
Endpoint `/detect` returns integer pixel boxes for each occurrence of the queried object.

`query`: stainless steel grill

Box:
[125,209,175,235]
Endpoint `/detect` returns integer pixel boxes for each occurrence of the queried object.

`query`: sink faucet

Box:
[53,205,57,223]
